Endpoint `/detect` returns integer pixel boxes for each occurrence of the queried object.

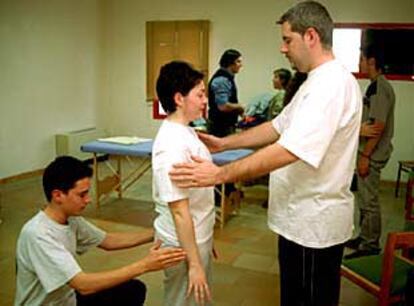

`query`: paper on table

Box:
[97,136,152,145]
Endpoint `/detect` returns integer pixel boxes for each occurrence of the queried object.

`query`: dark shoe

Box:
[343,249,380,260]
[345,237,362,250]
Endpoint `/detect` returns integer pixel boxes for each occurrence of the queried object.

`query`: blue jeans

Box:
[356,159,387,251]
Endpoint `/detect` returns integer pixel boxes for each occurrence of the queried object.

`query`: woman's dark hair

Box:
[156,61,204,114]
[283,72,308,107]
[274,68,292,88]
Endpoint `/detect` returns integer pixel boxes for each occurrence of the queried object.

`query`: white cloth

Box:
[15,211,106,306]
[98,136,151,145]
[162,237,213,306]
[152,120,215,246]
[269,59,362,248]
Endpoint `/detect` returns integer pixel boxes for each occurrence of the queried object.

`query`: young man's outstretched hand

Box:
[142,240,187,272]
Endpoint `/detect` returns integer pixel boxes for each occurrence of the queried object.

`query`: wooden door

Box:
[146,20,209,100]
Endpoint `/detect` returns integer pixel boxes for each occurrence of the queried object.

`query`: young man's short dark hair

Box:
[156,61,204,114]
[43,156,93,202]
[219,49,242,68]
[361,43,385,70]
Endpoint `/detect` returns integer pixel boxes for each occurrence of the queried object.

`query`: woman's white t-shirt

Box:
[152,120,215,246]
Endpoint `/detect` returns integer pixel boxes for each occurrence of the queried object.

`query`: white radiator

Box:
[55,128,106,160]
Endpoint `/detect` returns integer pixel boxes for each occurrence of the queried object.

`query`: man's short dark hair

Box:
[156,61,204,114]
[277,1,333,49]
[43,156,93,202]
[219,49,242,68]
[361,43,385,70]
[274,68,292,88]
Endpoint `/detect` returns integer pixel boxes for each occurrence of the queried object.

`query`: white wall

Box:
[101,0,414,181]
[99,0,291,139]
[0,0,103,178]
[1,0,413,181]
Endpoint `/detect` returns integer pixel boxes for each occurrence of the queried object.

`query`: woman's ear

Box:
[174,92,184,108]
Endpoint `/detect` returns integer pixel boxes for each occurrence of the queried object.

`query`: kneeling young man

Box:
[15,156,186,306]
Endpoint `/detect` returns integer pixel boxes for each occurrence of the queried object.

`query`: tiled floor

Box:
[0,159,407,305]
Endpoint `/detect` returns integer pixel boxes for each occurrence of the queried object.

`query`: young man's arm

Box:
[360,121,382,137]
[358,119,385,177]
[69,241,186,295]
[98,228,154,251]
[168,199,211,305]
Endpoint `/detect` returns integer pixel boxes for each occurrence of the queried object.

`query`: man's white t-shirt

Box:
[15,211,106,306]
[269,59,362,248]
[152,120,215,246]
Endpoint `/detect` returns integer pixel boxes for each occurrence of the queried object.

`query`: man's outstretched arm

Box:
[198,121,280,153]
[170,142,298,188]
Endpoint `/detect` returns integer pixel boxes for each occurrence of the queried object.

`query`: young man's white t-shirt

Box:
[15,211,106,306]
[152,120,215,246]
[269,59,362,248]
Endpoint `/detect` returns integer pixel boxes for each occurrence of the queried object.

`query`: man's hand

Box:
[197,132,225,153]
[186,264,212,306]
[357,156,370,178]
[360,121,382,137]
[169,156,222,188]
[141,240,186,272]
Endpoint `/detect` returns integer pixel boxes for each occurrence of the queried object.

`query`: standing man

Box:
[345,44,395,259]
[170,2,362,306]
[208,49,245,137]
[15,156,186,306]
[208,49,245,204]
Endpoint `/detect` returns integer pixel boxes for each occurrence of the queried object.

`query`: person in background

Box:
[261,70,307,209]
[345,43,395,259]
[208,49,244,205]
[208,49,245,137]
[266,68,292,119]
[239,68,292,129]
[153,61,215,306]
[281,71,308,108]
[169,2,362,305]
[15,156,186,306]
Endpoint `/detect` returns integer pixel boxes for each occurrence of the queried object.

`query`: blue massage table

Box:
[81,139,253,227]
